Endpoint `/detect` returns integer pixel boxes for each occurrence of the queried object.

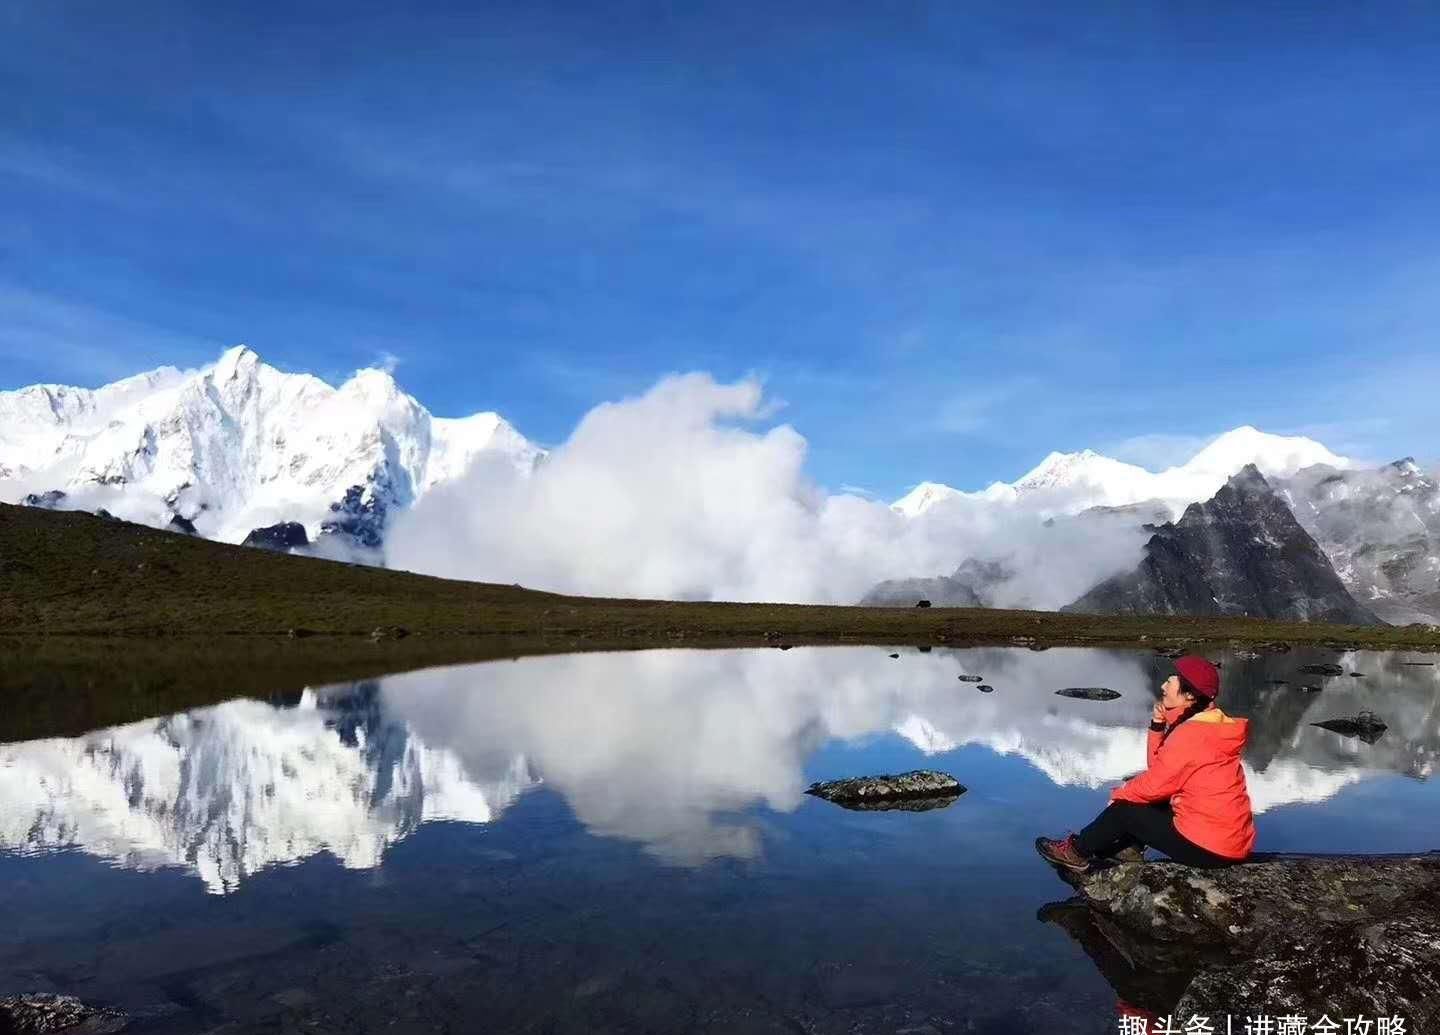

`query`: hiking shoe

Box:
[1035,834,1092,873]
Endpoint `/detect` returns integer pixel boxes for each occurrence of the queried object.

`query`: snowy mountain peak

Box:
[1,346,544,550]
[215,343,260,382]
[891,481,962,517]
[1014,449,1150,496]
[1178,426,1345,481]
[894,426,1354,518]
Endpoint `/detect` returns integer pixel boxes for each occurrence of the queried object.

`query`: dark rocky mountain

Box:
[241,521,310,552]
[1064,466,1382,625]
[20,489,67,508]
[861,558,1010,607]
[319,481,390,550]
[1278,458,1440,624]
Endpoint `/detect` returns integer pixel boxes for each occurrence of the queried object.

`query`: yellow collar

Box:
[1192,707,1237,724]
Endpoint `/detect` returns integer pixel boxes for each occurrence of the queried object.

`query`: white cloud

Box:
[387,372,1148,605]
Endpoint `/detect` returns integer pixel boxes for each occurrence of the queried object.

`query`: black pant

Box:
[1076,802,1233,868]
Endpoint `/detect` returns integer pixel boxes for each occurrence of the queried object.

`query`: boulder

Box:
[1055,687,1122,701]
[241,521,309,551]
[805,770,964,811]
[1044,853,1440,1023]
[167,513,197,535]
[914,599,931,608]
[0,993,128,1033]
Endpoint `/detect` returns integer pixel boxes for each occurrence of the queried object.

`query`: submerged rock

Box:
[806,770,964,811]
[1299,662,1345,676]
[0,993,128,1033]
[1312,710,1389,744]
[1042,853,1440,1023]
[1055,687,1122,701]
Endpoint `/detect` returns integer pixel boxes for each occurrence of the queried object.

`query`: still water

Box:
[2,646,1437,1033]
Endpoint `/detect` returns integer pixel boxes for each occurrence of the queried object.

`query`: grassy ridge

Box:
[4,501,1440,741]
[6,502,1440,646]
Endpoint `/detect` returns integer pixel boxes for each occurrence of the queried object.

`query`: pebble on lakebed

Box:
[806,770,965,811]
[1054,687,1122,701]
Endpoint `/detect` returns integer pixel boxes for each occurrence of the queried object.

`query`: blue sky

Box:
[3,1,1438,496]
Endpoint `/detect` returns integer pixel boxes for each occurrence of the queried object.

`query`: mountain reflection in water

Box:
[2,646,1436,892]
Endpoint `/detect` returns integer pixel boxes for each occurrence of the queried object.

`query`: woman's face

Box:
[1160,674,1191,710]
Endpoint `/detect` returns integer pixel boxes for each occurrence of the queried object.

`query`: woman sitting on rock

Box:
[1036,656,1255,873]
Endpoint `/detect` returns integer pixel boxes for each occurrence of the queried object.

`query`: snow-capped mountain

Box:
[0,345,542,549]
[0,683,536,894]
[1279,459,1440,625]
[893,426,1350,519]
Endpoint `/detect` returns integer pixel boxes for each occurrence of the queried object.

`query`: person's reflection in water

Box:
[1035,657,1256,872]
[1037,899,1199,1028]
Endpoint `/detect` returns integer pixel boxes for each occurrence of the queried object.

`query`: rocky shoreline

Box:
[1042,852,1440,1024]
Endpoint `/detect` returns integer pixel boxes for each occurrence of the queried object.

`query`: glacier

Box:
[0,345,542,549]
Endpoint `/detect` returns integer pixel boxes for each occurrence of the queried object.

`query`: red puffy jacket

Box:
[1110,705,1256,860]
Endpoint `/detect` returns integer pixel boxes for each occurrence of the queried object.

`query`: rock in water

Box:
[887,653,899,659]
[977,684,995,693]
[1055,687,1122,701]
[806,770,964,811]
[1312,710,1388,744]
[957,674,983,682]
[1050,854,1440,1024]
[0,993,128,1033]
[241,521,309,551]
[1300,662,1344,676]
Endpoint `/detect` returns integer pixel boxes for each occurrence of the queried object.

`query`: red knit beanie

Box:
[1174,656,1220,699]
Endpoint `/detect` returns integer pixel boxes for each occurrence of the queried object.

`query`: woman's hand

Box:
[1152,701,1167,725]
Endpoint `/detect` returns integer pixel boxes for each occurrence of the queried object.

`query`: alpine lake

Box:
[2,645,1437,1034]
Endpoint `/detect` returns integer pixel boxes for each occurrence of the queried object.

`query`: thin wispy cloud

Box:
[0,286,220,388]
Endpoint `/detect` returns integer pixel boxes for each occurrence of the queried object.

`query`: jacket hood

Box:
[1175,708,1248,757]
